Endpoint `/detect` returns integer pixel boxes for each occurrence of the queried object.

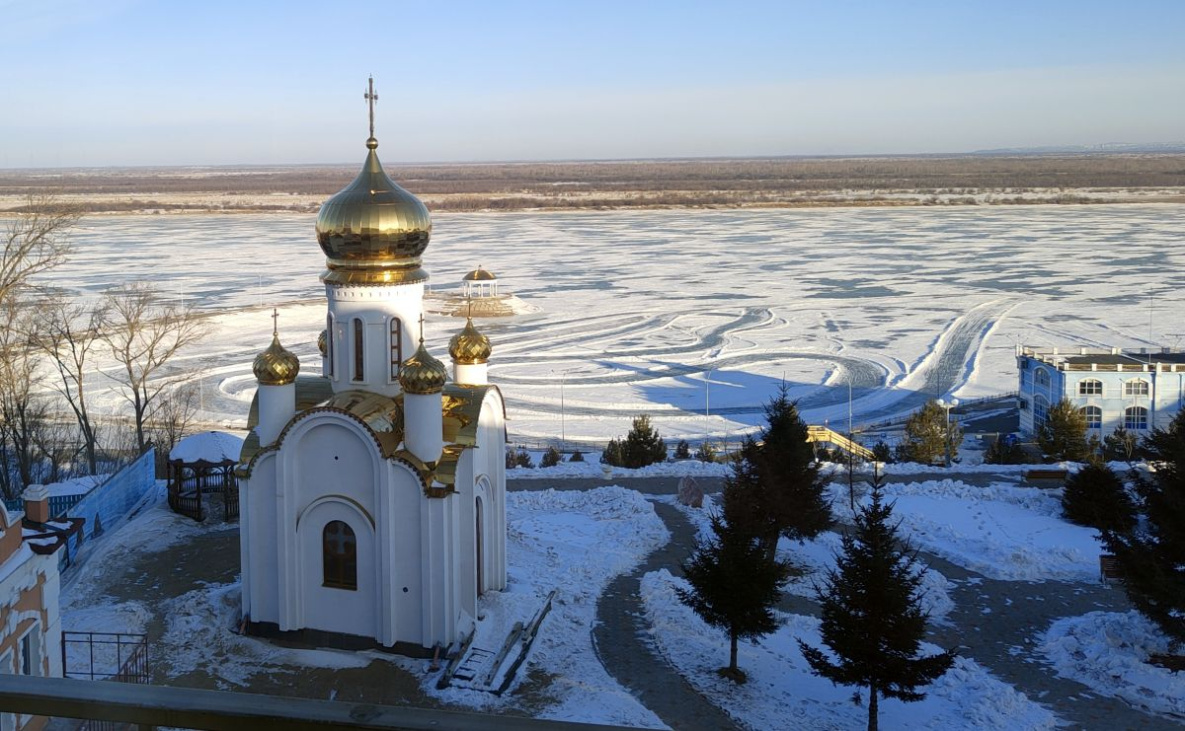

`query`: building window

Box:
[1125,379,1149,397]
[326,313,335,378]
[323,521,357,590]
[390,317,403,380]
[1125,406,1148,431]
[1080,405,1102,429]
[17,625,39,677]
[1078,379,1103,396]
[1034,395,1049,425]
[352,318,364,381]
[1035,368,1050,388]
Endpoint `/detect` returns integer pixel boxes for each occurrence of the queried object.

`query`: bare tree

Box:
[1,196,79,307]
[100,283,207,453]
[30,296,106,474]
[29,397,82,485]
[0,303,45,496]
[147,383,200,457]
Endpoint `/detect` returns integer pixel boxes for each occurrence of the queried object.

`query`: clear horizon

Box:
[2,0,1184,168]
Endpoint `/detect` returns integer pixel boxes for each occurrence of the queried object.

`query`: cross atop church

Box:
[271,308,279,337]
[364,76,378,139]
[418,313,425,343]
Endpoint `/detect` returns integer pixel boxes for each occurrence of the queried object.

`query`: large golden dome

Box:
[253,333,300,386]
[316,137,432,286]
[448,317,492,364]
[399,341,448,395]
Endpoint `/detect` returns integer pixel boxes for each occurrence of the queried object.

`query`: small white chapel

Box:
[237,79,507,656]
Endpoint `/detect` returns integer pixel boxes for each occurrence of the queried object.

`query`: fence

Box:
[66,449,156,542]
[2,493,87,518]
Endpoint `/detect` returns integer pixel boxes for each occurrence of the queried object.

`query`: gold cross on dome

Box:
[271,308,279,336]
[418,313,425,344]
[364,76,378,139]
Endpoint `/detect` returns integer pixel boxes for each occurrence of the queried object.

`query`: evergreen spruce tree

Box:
[899,400,961,465]
[1062,460,1136,533]
[541,446,562,468]
[569,449,584,463]
[695,441,717,463]
[621,414,667,468]
[1103,426,1140,463]
[798,481,955,731]
[675,439,691,460]
[722,386,831,558]
[677,513,790,682]
[600,438,623,467]
[1102,410,1185,646]
[1037,398,1091,462]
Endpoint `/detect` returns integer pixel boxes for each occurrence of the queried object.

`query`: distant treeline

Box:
[3,153,1184,212]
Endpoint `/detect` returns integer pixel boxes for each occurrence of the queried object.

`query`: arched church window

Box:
[1080,405,1102,429]
[326,313,335,378]
[353,318,364,381]
[322,520,357,590]
[390,317,403,380]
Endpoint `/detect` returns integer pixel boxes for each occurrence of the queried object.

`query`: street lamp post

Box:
[704,366,715,446]
[936,397,959,468]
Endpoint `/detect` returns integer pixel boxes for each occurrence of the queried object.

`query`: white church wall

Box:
[383,462,426,647]
[292,421,378,520]
[296,498,377,637]
[478,394,508,589]
[326,283,425,398]
[244,455,279,624]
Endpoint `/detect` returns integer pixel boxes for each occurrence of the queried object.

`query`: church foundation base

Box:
[245,621,435,659]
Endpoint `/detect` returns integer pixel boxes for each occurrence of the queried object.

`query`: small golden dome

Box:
[316,138,432,286]
[399,341,447,395]
[448,317,492,364]
[253,333,300,386]
[462,266,497,282]
[317,329,327,356]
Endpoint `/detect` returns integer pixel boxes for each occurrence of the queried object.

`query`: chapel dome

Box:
[399,341,448,395]
[462,266,497,282]
[448,317,492,364]
[316,137,432,286]
[253,333,300,386]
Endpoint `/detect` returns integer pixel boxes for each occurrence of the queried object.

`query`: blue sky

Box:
[2,0,1183,167]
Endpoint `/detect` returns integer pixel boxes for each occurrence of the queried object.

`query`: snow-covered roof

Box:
[170,431,245,465]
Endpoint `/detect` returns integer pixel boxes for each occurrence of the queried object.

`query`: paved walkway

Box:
[513,476,1185,730]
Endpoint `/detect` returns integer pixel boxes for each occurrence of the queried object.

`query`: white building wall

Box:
[325,283,425,397]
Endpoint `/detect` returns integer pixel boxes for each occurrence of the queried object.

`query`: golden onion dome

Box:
[315,136,432,286]
[399,340,447,395]
[462,266,497,282]
[253,333,300,386]
[448,317,492,364]
[317,329,327,356]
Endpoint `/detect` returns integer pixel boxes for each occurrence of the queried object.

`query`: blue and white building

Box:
[1017,346,1185,437]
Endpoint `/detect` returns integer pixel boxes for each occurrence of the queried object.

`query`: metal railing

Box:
[0,675,636,731]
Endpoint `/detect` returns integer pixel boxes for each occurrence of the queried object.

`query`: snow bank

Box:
[1038,611,1185,720]
[641,570,1058,730]
[846,479,1103,581]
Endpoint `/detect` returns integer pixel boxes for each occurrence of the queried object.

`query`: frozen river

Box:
[45,204,1185,445]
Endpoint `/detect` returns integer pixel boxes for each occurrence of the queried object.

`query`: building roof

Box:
[170,431,246,465]
[1020,346,1185,372]
[462,266,497,281]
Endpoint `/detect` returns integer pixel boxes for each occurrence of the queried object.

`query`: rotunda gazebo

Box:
[167,431,244,522]
[461,266,499,299]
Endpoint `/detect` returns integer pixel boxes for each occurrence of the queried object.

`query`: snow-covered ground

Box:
[34,204,1185,443]
[1037,611,1185,720]
[846,479,1104,581]
[641,569,1058,730]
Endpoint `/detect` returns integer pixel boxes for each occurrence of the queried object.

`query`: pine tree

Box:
[1062,460,1136,533]
[722,386,831,559]
[600,438,623,467]
[541,446,562,468]
[621,414,667,468]
[899,400,962,465]
[695,441,716,463]
[1103,426,1140,463]
[676,513,790,683]
[569,449,585,463]
[798,481,955,731]
[1037,398,1090,462]
[1102,410,1185,646]
[675,439,691,460]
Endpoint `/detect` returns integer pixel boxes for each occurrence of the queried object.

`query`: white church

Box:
[236,82,507,656]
